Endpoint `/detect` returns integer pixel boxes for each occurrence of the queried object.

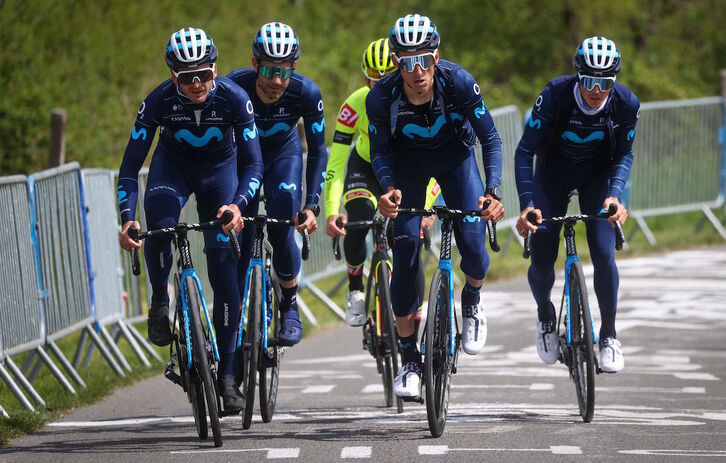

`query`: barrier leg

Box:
[35,346,76,395]
[0,361,35,412]
[701,205,726,240]
[117,321,151,367]
[20,351,36,375]
[0,403,8,418]
[5,357,46,407]
[304,282,345,320]
[327,273,348,298]
[72,329,89,369]
[47,341,86,389]
[296,295,319,327]
[630,213,657,246]
[85,325,125,378]
[99,324,132,372]
[127,322,163,363]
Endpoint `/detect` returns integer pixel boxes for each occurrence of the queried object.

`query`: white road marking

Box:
[341,446,372,458]
[418,444,582,455]
[169,447,300,458]
[362,384,384,393]
[619,449,726,457]
[301,385,335,393]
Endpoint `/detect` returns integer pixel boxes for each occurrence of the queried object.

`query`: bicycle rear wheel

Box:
[185,276,223,447]
[568,262,595,422]
[241,267,261,429]
[424,269,452,437]
[376,263,403,413]
[259,270,282,423]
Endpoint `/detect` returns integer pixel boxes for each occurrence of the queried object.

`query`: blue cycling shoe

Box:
[278,308,303,346]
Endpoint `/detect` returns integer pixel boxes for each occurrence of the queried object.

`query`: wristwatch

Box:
[306,204,321,217]
[485,186,503,201]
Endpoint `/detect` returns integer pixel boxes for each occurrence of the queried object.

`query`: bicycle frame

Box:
[179,267,220,368]
[237,216,271,351]
[560,224,598,348]
[436,218,457,357]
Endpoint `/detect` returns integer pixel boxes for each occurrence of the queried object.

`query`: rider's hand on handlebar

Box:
[420,214,436,230]
[516,207,541,238]
[295,208,318,235]
[379,188,402,219]
[120,220,142,251]
[479,195,504,222]
[218,204,243,234]
[603,197,628,227]
[326,214,346,237]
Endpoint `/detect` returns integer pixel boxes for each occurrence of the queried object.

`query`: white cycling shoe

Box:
[393,362,422,398]
[599,337,624,373]
[345,290,366,326]
[462,301,487,355]
[535,319,559,365]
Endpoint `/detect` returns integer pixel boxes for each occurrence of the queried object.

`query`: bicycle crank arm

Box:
[164,363,182,387]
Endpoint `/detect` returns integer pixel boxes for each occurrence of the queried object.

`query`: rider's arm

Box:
[324,96,359,219]
[514,84,556,211]
[117,88,162,224]
[231,88,264,210]
[301,79,328,210]
[608,90,640,201]
[366,85,395,191]
[454,68,503,191]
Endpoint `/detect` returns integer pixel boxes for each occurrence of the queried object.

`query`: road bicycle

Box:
[397,203,499,437]
[522,203,625,422]
[237,211,310,429]
[332,215,403,413]
[128,210,240,447]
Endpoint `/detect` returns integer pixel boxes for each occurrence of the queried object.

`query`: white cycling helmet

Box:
[165,27,217,69]
[573,36,621,76]
[388,14,440,53]
[253,22,300,62]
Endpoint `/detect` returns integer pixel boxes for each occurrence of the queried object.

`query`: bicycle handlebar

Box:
[332,216,392,261]
[241,211,312,261]
[522,203,626,259]
[128,210,240,276]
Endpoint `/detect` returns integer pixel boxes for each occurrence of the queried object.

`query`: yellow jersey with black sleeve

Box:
[324,86,441,218]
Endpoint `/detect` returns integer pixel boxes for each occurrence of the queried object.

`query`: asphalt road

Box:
[4,247,726,462]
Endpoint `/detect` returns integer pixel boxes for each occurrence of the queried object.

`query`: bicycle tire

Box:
[376,263,403,413]
[568,262,595,422]
[241,267,262,429]
[185,276,223,447]
[259,270,282,423]
[424,269,452,437]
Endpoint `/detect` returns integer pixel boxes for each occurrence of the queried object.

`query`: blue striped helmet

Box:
[573,36,621,76]
[165,27,217,69]
[388,14,440,53]
[253,22,300,62]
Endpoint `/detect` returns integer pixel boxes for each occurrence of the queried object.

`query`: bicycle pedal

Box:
[164,364,182,386]
[401,395,424,404]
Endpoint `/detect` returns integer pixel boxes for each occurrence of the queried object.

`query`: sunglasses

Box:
[361,64,393,81]
[173,64,215,85]
[258,64,294,80]
[578,73,615,92]
[395,52,436,72]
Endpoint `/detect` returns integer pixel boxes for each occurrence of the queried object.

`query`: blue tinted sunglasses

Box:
[258,64,294,80]
[578,73,615,92]
[395,52,436,72]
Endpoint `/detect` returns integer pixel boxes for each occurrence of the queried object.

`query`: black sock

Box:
[348,274,364,292]
[280,285,298,311]
[461,282,481,308]
[399,334,420,365]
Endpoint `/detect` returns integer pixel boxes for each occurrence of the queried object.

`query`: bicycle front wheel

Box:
[376,263,403,413]
[259,270,282,423]
[185,276,223,447]
[568,262,595,422]
[424,269,452,438]
[241,267,261,429]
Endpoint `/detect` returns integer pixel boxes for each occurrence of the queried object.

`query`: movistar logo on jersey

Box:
[463,215,481,223]
[319,171,326,190]
[248,178,261,197]
[474,102,486,119]
[174,127,223,147]
[311,119,325,134]
[117,186,128,205]
[369,123,377,135]
[258,122,289,138]
[561,130,605,144]
[279,182,297,190]
[527,116,542,130]
[627,129,635,141]
[216,233,230,243]
[243,125,258,141]
[451,112,464,122]
[402,115,446,139]
[131,126,147,141]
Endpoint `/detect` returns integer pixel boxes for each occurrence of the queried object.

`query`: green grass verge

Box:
[2,206,725,446]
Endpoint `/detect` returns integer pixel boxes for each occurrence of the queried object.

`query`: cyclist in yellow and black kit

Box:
[325,38,440,326]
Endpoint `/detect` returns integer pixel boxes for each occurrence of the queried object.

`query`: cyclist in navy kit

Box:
[227,22,327,346]
[117,27,263,413]
[367,14,504,398]
[514,36,639,373]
